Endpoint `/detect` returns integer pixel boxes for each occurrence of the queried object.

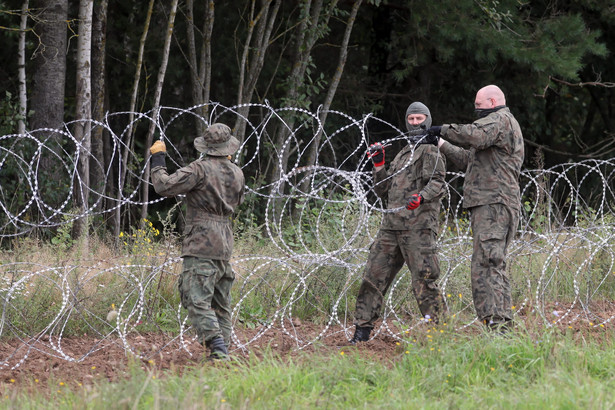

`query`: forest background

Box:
[0,0,613,241]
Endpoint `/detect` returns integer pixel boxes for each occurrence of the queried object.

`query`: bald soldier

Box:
[417,85,524,332]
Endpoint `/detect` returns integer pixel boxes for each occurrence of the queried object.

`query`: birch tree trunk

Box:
[72,0,93,241]
[139,0,179,226]
[233,0,281,144]
[30,0,67,181]
[17,0,29,135]
[112,0,154,242]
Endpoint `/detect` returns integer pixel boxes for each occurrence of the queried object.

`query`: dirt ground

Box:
[1,304,614,393]
[0,323,402,391]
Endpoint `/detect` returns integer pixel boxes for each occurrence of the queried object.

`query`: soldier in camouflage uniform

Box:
[149,123,245,359]
[350,102,446,344]
[418,85,524,332]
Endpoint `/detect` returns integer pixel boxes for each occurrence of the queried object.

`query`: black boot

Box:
[349,326,371,345]
[206,336,229,360]
[485,318,513,335]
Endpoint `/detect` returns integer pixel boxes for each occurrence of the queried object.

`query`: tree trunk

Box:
[233,0,281,145]
[185,0,214,136]
[30,0,68,179]
[267,0,339,222]
[91,0,109,224]
[113,0,155,242]
[17,0,29,135]
[139,0,179,226]
[305,0,361,170]
[72,0,94,242]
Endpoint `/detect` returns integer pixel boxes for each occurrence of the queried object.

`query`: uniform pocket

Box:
[478,231,506,267]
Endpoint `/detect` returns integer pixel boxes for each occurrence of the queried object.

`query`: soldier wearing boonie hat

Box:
[149,123,245,360]
[194,123,241,157]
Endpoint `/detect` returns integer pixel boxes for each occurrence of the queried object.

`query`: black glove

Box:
[150,152,166,169]
[367,142,385,167]
[418,126,441,146]
[406,193,424,210]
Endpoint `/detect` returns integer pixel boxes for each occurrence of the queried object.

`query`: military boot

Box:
[349,326,371,345]
[206,336,229,360]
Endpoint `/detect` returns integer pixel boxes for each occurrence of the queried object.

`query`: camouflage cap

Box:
[194,123,240,156]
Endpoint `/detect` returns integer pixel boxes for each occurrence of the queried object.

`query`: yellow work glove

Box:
[150,140,167,155]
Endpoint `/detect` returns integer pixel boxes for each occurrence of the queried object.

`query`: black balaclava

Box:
[405,102,432,136]
[475,105,506,119]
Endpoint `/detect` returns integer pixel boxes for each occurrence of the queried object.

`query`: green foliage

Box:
[0,91,26,135]
[50,214,76,252]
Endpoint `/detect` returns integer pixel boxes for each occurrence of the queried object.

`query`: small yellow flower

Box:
[395,342,400,346]
[405,350,409,354]
[590,322,594,326]
[35,379,39,383]
[221,399,226,403]
[458,293,462,299]
[119,232,124,238]
[512,306,516,310]
[340,351,345,355]
[509,364,513,368]
[430,347,434,351]
[600,324,605,328]
[490,367,495,371]
[10,379,15,383]
[91,366,96,370]
[447,294,451,298]
[59,382,65,386]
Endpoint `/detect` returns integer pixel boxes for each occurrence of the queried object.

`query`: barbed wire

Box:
[1,103,615,369]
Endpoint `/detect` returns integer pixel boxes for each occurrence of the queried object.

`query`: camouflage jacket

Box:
[151,156,245,260]
[439,107,524,211]
[373,143,446,231]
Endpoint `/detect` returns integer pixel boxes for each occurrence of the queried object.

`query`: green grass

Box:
[3,326,615,409]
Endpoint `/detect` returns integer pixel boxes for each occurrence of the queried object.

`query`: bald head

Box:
[475,85,506,109]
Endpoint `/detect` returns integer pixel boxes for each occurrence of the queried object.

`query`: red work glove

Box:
[367,142,385,167]
[406,193,424,210]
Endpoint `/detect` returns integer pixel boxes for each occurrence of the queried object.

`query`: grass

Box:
[3,210,615,407]
[3,325,615,408]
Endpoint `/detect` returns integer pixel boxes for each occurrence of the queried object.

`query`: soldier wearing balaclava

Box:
[350,102,446,344]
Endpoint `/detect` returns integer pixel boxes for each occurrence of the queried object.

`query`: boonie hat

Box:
[194,123,240,156]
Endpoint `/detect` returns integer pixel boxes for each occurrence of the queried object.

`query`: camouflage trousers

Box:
[354,229,443,328]
[470,203,518,325]
[178,256,235,346]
